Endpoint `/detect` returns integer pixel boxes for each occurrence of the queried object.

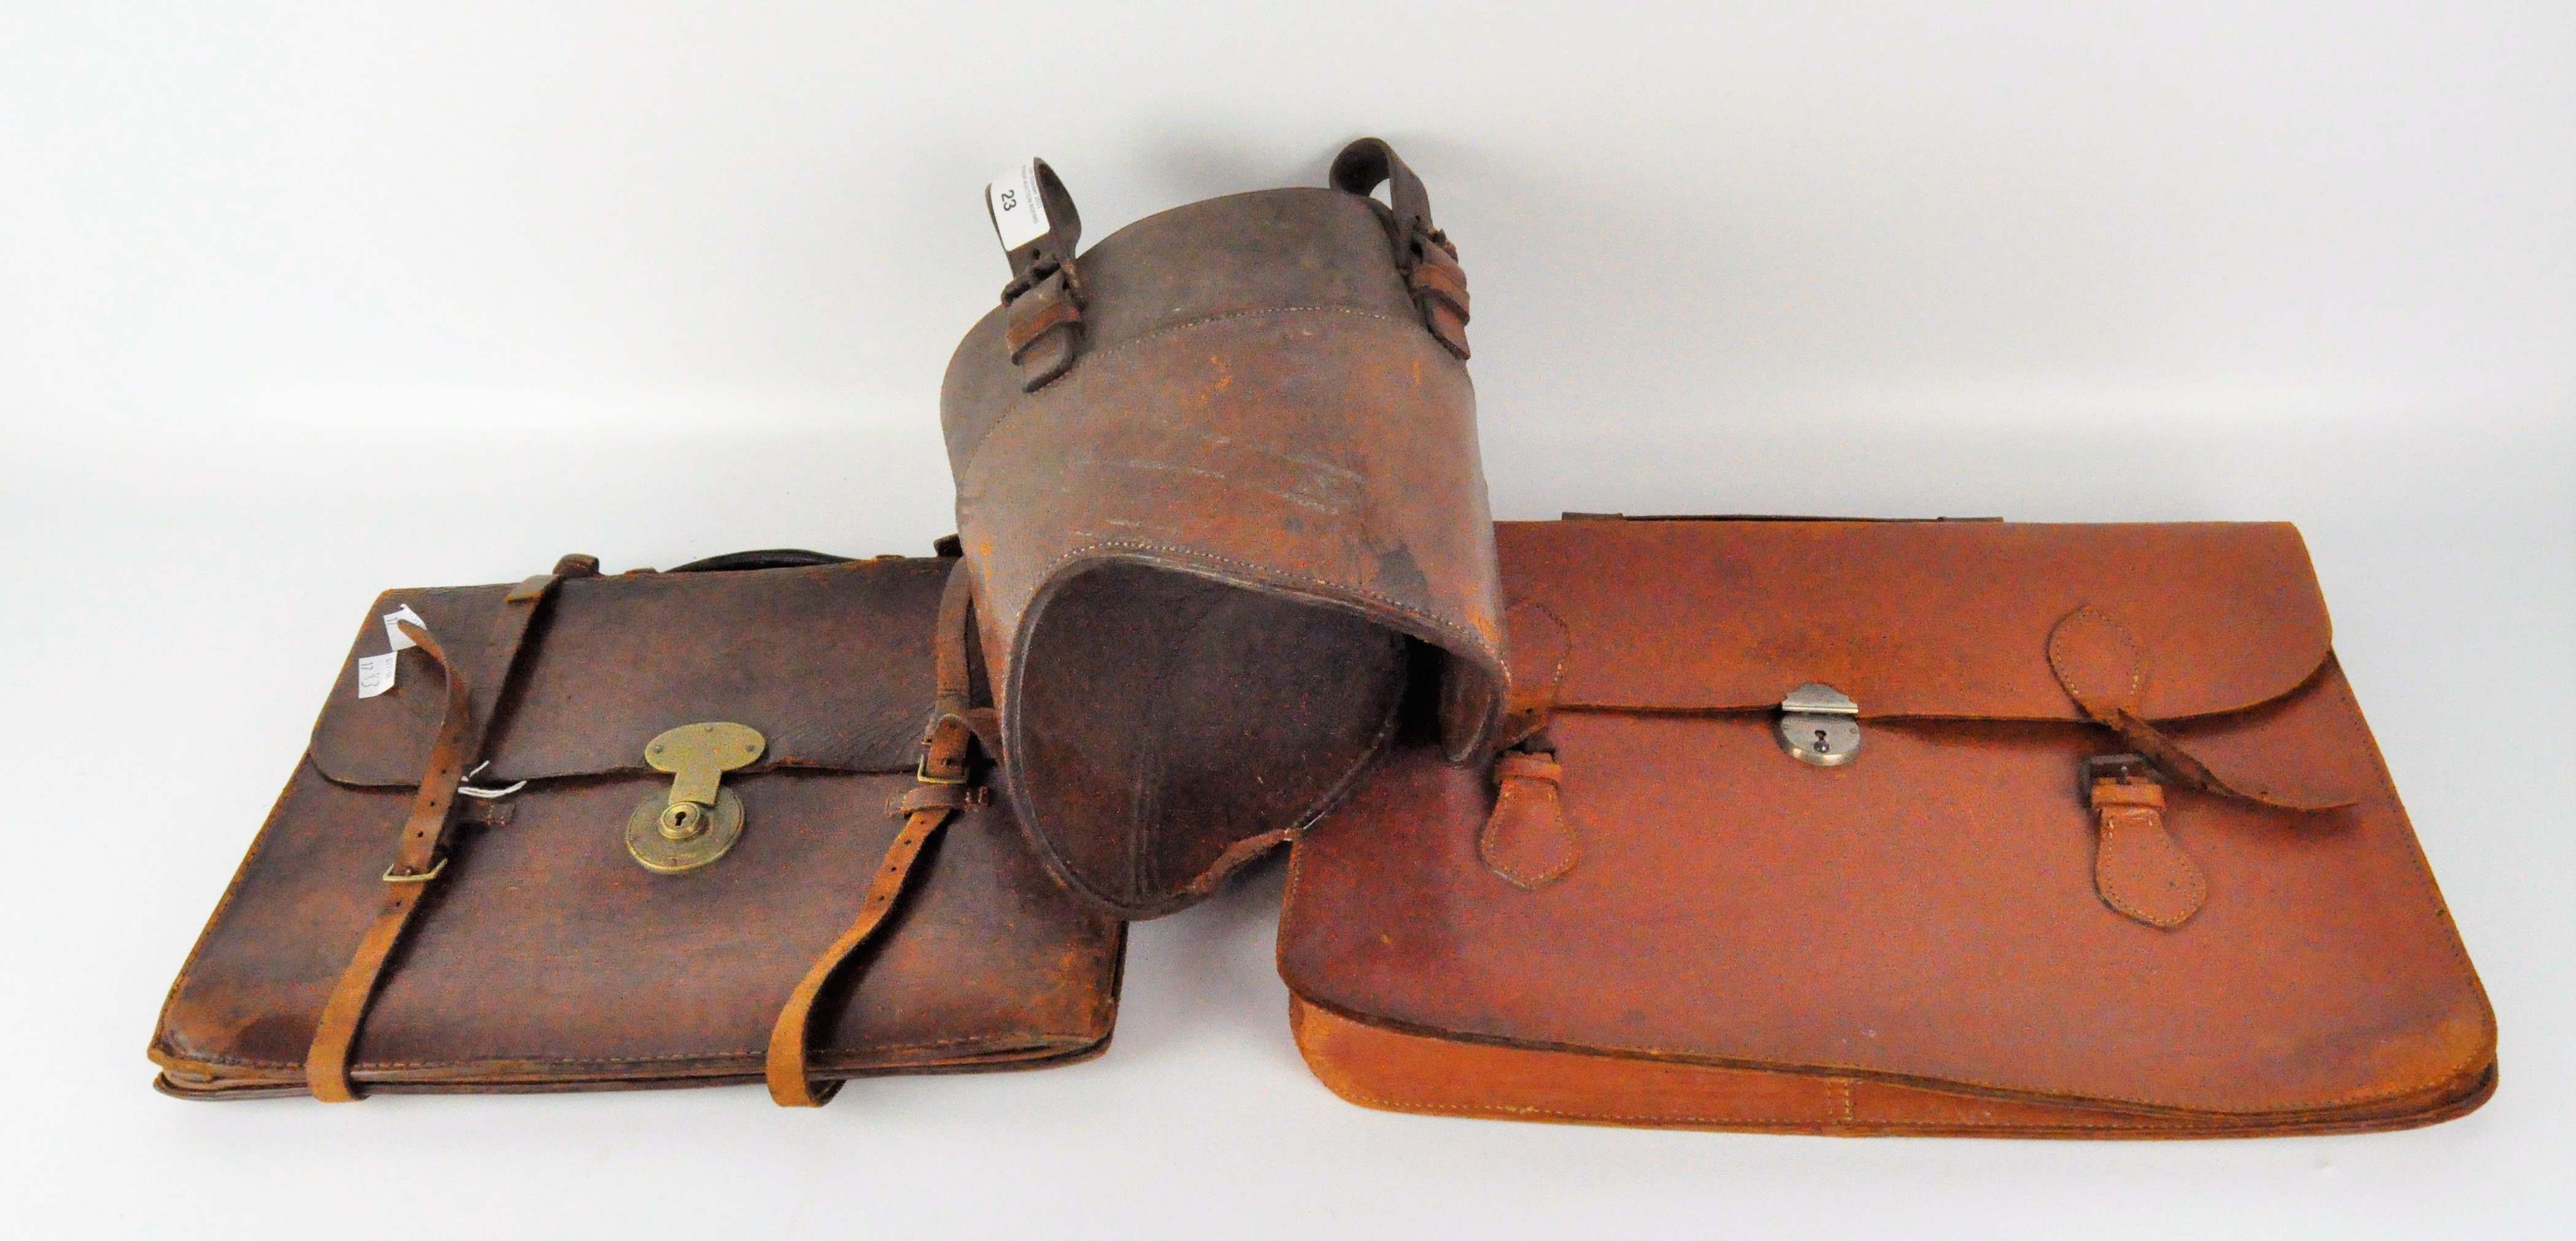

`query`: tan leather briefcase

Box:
[152,547,1122,1105]
[939,137,1508,919]
[1280,516,2496,1137]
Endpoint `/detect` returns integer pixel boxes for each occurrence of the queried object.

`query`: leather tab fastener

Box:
[1481,600,1576,889]
[2086,757,2205,929]
[1481,749,1576,889]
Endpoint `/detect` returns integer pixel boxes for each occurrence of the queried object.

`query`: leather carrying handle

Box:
[667,549,854,574]
[1329,137,1436,242]
[1330,137,1470,358]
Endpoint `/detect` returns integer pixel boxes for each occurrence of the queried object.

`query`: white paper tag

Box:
[357,652,400,698]
[382,605,426,651]
[988,161,1050,251]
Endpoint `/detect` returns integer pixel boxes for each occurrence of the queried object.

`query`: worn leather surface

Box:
[1278,518,2496,1134]
[314,560,947,786]
[1495,519,2330,720]
[153,556,1124,1097]
[943,144,1506,919]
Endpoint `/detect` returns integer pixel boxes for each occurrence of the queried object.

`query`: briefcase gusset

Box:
[1280,517,2496,1137]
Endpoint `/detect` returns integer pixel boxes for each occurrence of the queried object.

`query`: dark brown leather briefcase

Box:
[1281,516,2496,1137]
[152,547,1122,1105]
[939,137,1508,919]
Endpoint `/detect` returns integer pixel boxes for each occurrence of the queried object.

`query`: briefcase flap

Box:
[1499,519,2331,724]
[312,557,947,787]
[1278,517,2494,1127]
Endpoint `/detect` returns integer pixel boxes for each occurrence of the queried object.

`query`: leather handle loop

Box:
[1330,137,1470,359]
[668,549,854,574]
[1329,137,1435,239]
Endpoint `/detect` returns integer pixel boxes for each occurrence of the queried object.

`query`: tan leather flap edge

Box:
[1496,520,2331,722]
[309,559,951,788]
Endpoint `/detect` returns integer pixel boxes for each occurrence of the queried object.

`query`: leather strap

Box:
[307,572,560,1101]
[2088,762,2207,929]
[1330,137,1470,359]
[2048,606,2356,812]
[765,559,982,1107]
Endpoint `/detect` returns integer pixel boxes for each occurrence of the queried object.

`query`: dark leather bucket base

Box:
[1012,560,1406,917]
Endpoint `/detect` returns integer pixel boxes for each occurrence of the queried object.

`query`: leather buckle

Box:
[916,751,968,786]
[2083,752,2161,789]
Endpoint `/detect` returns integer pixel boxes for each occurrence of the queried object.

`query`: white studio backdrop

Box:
[3,3,2568,1237]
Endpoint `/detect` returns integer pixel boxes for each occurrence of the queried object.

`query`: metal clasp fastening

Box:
[2082,752,2160,793]
[627,722,765,874]
[1778,683,1861,767]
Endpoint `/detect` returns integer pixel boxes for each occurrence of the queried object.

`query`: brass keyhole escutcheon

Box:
[659,802,706,840]
[1778,682,1861,768]
[627,722,765,873]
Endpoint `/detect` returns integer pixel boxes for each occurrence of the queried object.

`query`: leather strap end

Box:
[765,805,955,1108]
[1479,750,1576,890]
[2089,776,2205,929]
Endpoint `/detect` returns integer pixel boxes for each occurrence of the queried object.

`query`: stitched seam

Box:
[1509,600,1574,700]
[1479,781,1577,888]
[2048,605,2147,719]
[2094,810,2201,929]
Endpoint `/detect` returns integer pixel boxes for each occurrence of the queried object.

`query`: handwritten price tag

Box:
[357,652,399,699]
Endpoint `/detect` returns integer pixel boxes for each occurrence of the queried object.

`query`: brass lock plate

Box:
[627,786,746,873]
[628,722,765,874]
[1778,682,1861,767]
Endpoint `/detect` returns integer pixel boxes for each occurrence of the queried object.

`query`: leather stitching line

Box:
[2093,806,2202,929]
[1478,773,1578,889]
